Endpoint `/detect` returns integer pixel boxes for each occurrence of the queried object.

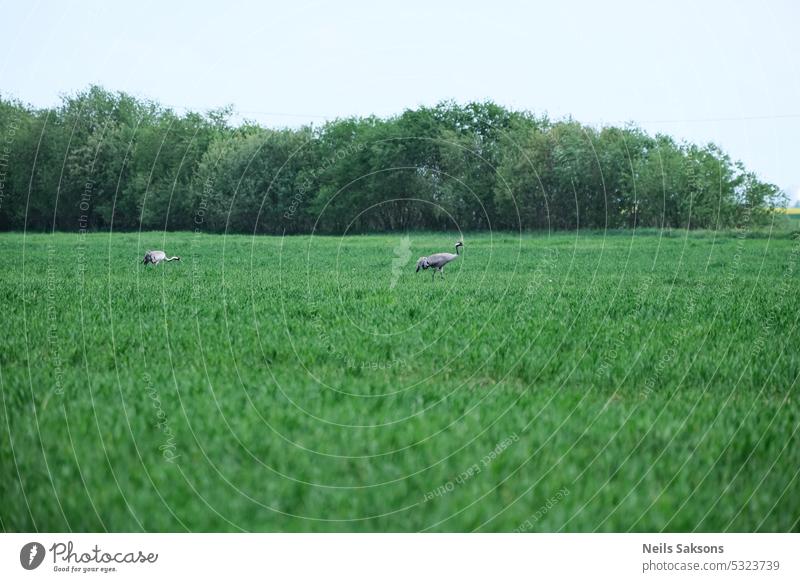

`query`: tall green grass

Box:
[1,231,798,531]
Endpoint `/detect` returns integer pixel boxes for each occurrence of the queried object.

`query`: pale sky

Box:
[2,0,799,200]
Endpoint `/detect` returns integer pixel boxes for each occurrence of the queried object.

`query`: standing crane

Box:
[416,241,463,280]
[142,250,181,266]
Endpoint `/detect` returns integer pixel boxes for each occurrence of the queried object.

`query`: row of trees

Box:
[0,86,785,234]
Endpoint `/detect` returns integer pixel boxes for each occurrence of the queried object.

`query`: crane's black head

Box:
[455,241,464,255]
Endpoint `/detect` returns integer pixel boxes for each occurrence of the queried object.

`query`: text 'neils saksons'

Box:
[643,543,724,554]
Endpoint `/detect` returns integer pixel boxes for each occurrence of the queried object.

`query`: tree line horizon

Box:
[0,86,786,234]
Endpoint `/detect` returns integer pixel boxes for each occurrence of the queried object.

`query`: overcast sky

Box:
[2,0,798,200]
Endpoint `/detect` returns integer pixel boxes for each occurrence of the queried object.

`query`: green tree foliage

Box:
[0,87,786,233]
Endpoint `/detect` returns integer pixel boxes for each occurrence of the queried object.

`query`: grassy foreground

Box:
[1,230,799,532]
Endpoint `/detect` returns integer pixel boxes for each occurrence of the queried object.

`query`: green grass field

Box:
[1,230,799,532]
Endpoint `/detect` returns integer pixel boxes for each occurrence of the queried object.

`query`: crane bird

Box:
[416,241,463,280]
[142,250,181,266]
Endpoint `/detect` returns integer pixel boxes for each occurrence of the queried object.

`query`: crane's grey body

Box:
[416,242,463,280]
[142,250,180,266]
